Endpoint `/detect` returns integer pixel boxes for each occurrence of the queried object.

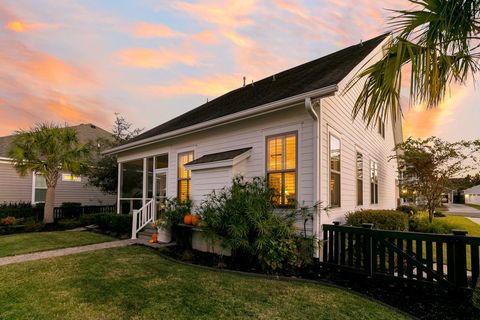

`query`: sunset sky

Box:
[1,0,478,141]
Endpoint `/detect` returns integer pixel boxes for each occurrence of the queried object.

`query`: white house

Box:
[106,33,402,243]
[465,185,480,205]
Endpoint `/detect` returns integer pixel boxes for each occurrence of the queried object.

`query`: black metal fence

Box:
[53,205,116,220]
[322,222,480,290]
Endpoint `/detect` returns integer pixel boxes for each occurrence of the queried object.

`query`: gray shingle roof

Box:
[185,147,252,166]
[127,33,389,145]
[465,185,480,194]
[0,123,112,158]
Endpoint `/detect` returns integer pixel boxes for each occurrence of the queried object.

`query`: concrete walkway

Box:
[445,203,480,217]
[0,239,139,267]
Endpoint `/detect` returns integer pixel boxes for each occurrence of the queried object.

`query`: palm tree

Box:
[349,0,480,125]
[8,124,90,223]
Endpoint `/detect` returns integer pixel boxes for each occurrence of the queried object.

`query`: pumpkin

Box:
[191,215,200,226]
[183,214,193,225]
[149,233,158,243]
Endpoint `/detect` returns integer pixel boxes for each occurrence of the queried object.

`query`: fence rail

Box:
[321,223,480,290]
[53,205,116,220]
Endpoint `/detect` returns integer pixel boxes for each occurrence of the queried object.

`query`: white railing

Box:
[131,199,156,239]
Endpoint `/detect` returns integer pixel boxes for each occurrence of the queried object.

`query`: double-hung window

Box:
[378,117,385,138]
[34,174,47,203]
[356,152,363,206]
[329,134,341,207]
[266,133,297,207]
[370,160,379,204]
[177,151,193,202]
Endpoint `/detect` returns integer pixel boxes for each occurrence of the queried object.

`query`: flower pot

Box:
[157,223,171,243]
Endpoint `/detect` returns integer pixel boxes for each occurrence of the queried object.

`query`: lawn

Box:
[0,246,409,320]
[442,215,480,236]
[465,203,480,211]
[0,231,115,257]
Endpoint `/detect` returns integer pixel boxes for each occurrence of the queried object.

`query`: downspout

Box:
[305,97,321,259]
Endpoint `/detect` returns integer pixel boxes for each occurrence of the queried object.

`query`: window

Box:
[370,160,379,204]
[329,134,341,207]
[266,133,297,206]
[61,173,81,182]
[34,174,47,203]
[356,152,363,206]
[177,151,193,202]
[378,117,385,138]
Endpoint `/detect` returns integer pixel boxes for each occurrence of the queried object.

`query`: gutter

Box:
[104,84,338,155]
[305,97,322,259]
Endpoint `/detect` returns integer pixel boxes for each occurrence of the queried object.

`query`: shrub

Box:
[92,213,132,235]
[60,202,81,207]
[55,218,84,230]
[1,216,16,225]
[199,176,315,272]
[397,205,419,217]
[345,210,409,231]
[409,213,456,234]
[0,202,44,221]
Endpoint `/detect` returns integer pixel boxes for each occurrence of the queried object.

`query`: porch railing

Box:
[131,199,156,239]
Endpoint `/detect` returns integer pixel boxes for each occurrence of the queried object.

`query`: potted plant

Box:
[155,215,171,243]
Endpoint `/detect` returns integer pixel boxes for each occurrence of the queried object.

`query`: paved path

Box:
[445,203,480,217]
[0,239,139,267]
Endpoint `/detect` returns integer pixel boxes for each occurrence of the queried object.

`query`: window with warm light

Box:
[177,151,193,202]
[370,160,379,204]
[61,173,82,182]
[266,133,297,207]
[329,134,341,207]
[356,152,363,206]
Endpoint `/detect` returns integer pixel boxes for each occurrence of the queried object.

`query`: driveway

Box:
[444,203,480,217]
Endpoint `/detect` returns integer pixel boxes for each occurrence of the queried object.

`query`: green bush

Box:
[0,202,44,221]
[409,214,456,234]
[396,205,419,216]
[92,213,132,235]
[60,202,81,207]
[55,218,84,230]
[199,176,315,272]
[345,210,409,231]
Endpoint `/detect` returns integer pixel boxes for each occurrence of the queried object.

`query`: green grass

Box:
[465,203,480,211]
[0,246,409,320]
[442,215,480,236]
[0,231,115,257]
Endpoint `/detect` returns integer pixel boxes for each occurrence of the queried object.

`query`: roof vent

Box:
[243,76,246,87]
[359,39,363,47]
[90,124,97,129]
[272,74,276,81]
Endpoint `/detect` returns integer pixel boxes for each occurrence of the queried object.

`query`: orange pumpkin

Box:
[183,214,193,225]
[191,215,199,226]
[149,233,158,243]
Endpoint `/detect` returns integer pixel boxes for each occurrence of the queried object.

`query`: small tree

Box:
[86,114,143,194]
[8,124,90,223]
[393,137,480,222]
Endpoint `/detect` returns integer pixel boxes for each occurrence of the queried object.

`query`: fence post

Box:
[131,210,138,240]
[452,229,468,287]
[362,223,374,277]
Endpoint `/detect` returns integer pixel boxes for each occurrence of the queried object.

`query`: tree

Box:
[8,124,90,223]
[86,114,143,194]
[393,137,480,222]
[349,0,480,125]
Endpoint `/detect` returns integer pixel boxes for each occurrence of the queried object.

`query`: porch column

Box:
[152,157,157,219]
[142,157,147,206]
[117,162,122,214]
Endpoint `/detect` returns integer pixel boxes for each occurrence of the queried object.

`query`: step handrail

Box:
[131,199,155,239]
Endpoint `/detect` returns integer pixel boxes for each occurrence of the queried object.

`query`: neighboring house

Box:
[0,123,116,206]
[465,185,480,205]
[106,33,402,239]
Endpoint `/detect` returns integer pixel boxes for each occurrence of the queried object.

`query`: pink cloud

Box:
[132,22,182,38]
[117,46,199,69]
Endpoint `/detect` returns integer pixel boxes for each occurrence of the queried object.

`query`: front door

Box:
[155,169,167,213]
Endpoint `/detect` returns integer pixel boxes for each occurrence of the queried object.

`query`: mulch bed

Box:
[159,245,480,320]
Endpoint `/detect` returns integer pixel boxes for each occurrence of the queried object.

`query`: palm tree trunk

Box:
[44,187,56,223]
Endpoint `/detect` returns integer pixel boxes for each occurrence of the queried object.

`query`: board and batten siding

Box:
[117,106,316,211]
[0,162,33,203]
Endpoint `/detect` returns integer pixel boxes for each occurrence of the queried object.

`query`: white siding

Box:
[118,106,316,211]
[191,167,233,208]
[466,194,480,205]
[318,85,398,225]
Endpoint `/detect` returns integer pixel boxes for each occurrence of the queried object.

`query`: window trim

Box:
[265,131,298,207]
[329,133,341,208]
[370,159,379,204]
[356,152,363,206]
[177,151,194,202]
[378,117,386,139]
[33,172,47,204]
[61,173,82,182]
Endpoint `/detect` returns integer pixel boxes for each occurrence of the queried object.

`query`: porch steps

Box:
[137,225,156,241]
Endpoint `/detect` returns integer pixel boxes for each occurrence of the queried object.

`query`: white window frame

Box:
[329,132,341,208]
[370,159,379,204]
[32,172,47,204]
[61,173,82,182]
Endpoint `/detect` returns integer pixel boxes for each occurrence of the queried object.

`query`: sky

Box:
[0,0,479,141]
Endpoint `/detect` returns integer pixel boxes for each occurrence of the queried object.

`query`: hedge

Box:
[82,213,132,235]
[345,209,409,231]
[0,202,44,221]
